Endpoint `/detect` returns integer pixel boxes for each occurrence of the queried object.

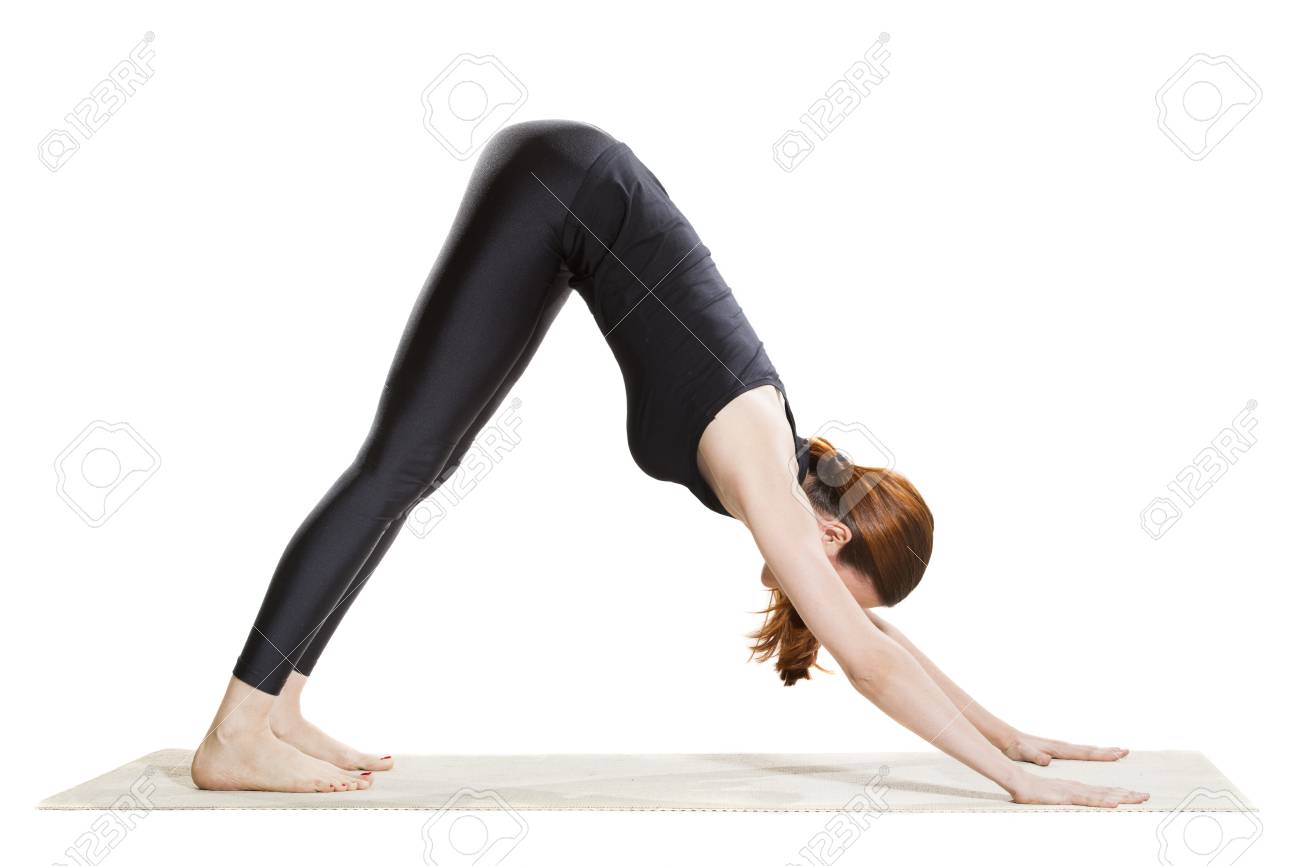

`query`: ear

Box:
[819,520,853,547]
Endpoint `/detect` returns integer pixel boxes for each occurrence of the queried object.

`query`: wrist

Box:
[997,763,1031,796]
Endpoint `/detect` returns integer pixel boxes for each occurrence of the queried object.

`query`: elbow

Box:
[846,643,910,698]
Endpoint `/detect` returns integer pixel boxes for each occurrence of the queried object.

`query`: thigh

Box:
[355,134,583,477]
[428,264,574,483]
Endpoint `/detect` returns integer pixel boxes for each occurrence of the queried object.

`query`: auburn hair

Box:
[749,436,934,686]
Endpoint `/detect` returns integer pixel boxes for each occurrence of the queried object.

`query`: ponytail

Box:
[748,587,827,686]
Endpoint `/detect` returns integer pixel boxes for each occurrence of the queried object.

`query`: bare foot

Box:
[192,724,373,793]
[271,671,394,773]
[271,715,394,772]
[191,675,373,793]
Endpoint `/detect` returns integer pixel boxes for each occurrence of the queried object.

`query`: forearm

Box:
[867,612,1018,750]
[751,531,1026,792]
[730,469,1027,793]
[852,641,1026,793]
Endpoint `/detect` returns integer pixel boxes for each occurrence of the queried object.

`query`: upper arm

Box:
[743,482,895,682]
[697,390,894,681]
[866,609,924,661]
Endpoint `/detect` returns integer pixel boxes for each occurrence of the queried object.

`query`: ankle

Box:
[207,678,277,743]
[269,706,306,735]
[210,711,272,744]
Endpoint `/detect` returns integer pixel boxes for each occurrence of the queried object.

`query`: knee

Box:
[347,445,456,521]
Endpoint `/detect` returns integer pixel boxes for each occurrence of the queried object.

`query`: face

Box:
[759,518,885,609]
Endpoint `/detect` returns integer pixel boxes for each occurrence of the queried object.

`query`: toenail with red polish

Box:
[361,771,372,776]
[381,756,392,760]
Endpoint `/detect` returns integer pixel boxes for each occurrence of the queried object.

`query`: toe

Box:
[357,754,395,772]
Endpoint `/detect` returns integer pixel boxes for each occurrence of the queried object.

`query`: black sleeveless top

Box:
[560,139,811,516]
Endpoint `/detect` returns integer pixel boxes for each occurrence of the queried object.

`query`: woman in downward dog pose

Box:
[191,119,1148,807]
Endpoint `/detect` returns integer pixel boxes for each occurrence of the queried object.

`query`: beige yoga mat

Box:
[39,749,1254,812]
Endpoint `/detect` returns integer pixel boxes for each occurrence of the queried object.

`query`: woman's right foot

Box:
[192,724,373,793]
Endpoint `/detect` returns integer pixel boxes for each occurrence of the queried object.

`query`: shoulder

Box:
[697,385,802,523]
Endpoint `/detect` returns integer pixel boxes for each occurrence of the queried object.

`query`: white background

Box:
[3,1,1295,863]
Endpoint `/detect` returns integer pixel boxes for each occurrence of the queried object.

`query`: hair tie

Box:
[813,445,855,490]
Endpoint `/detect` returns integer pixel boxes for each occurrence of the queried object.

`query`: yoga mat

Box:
[39,749,1254,812]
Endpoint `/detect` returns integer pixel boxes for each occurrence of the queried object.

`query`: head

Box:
[749,436,934,686]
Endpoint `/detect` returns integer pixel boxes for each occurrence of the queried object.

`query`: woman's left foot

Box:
[270,713,394,772]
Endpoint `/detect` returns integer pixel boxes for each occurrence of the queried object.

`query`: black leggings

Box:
[233,120,617,694]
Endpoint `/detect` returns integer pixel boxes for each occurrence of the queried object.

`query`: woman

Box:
[191,119,1148,807]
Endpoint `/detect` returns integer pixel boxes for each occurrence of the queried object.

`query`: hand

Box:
[1008,772,1149,809]
[1002,732,1129,766]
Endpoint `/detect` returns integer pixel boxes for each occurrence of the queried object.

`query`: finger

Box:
[1074,793,1115,808]
[1082,746,1128,761]
[1105,786,1147,804]
[1006,744,1052,765]
[1050,742,1126,761]
[1072,783,1133,809]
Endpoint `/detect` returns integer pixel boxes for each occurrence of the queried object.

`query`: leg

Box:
[231,124,599,697]
[288,265,570,681]
[267,271,569,772]
[190,676,375,793]
[194,119,614,792]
